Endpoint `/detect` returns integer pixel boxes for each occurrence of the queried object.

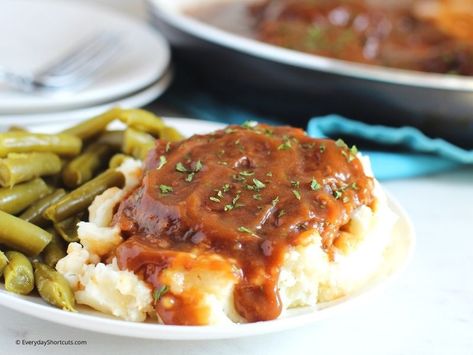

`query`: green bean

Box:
[109,153,131,169]
[0,210,53,256]
[53,214,82,243]
[7,126,27,132]
[44,169,125,223]
[97,130,124,151]
[119,109,165,137]
[0,178,51,215]
[0,132,82,157]
[42,229,66,267]
[0,250,8,277]
[33,262,76,312]
[123,128,155,160]
[19,189,66,227]
[62,143,114,188]
[4,251,34,295]
[0,152,62,188]
[61,108,121,140]
[159,126,184,142]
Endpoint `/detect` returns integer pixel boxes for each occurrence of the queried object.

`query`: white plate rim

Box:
[0,68,173,127]
[148,0,473,91]
[0,117,416,340]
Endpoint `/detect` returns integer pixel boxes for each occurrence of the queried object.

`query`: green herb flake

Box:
[253,193,262,200]
[157,155,167,170]
[350,145,358,156]
[194,160,203,172]
[266,171,273,177]
[253,178,266,190]
[165,142,171,153]
[185,172,195,182]
[310,178,321,191]
[239,170,254,177]
[241,121,257,129]
[224,204,234,211]
[175,162,187,173]
[233,174,247,182]
[264,129,274,137]
[209,196,221,203]
[335,138,348,149]
[237,226,254,235]
[319,144,326,153]
[159,185,173,194]
[291,180,300,188]
[271,196,280,207]
[153,285,169,303]
[333,190,342,199]
[278,209,286,218]
[278,141,292,151]
[222,184,230,192]
[292,190,301,200]
[351,182,358,190]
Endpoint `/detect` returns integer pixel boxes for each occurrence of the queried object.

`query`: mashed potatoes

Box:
[56,154,397,324]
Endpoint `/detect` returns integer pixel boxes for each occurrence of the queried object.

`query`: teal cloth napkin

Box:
[307,115,468,180]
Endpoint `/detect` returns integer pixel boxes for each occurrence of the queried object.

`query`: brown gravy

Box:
[113,124,374,324]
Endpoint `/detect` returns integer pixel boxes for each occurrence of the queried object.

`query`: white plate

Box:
[0,68,173,127]
[0,0,170,114]
[0,118,415,340]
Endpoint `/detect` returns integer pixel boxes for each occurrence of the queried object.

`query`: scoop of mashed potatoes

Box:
[56,155,397,324]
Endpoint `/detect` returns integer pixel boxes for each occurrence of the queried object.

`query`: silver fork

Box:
[0,32,122,93]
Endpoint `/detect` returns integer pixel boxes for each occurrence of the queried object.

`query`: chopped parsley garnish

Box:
[239,170,254,177]
[333,190,342,199]
[209,196,221,203]
[237,226,254,235]
[194,160,203,172]
[241,121,257,129]
[271,196,280,207]
[253,193,262,200]
[185,172,195,182]
[153,285,169,303]
[335,138,348,149]
[253,178,266,190]
[222,184,230,192]
[159,185,173,194]
[233,174,247,182]
[175,162,187,173]
[278,139,292,151]
[157,155,167,170]
[310,178,321,191]
[278,209,286,218]
[292,190,301,200]
[319,144,326,153]
[176,160,203,182]
[336,139,358,162]
[291,180,300,188]
[266,172,273,177]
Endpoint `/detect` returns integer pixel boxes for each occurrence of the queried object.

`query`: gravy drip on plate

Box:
[114,124,374,324]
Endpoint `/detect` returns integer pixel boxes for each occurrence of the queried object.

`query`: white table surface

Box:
[1,1,472,354]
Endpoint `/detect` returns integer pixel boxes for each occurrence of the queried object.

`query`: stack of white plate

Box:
[0,0,172,126]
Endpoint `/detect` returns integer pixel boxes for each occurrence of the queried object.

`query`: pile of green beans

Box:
[0,107,184,312]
